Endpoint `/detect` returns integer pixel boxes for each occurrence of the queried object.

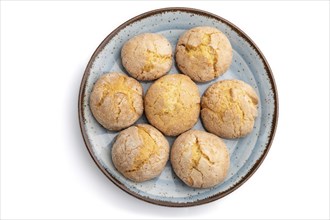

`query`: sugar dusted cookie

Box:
[176,26,232,82]
[112,124,169,182]
[144,74,200,136]
[201,79,259,138]
[171,130,230,188]
[121,33,172,81]
[89,72,143,131]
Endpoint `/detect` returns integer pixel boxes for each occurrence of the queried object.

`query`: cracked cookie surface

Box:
[112,124,170,182]
[90,72,143,131]
[176,26,232,82]
[201,79,259,138]
[144,74,200,136]
[171,130,230,188]
[121,33,172,81]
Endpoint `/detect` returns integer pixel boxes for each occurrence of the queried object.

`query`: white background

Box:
[1,1,329,219]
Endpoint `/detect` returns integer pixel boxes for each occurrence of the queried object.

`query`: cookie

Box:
[89,72,143,131]
[171,130,230,188]
[201,79,259,138]
[112,124,170,182]
[144,74,200,136]
[176,26,232,82]
[121,33,172,81]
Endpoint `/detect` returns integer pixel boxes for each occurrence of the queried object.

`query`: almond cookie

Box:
[201,79,259,138]
[121,33,172,81]
[144,74,200,136]
[176,26,232,82]
[89,72,143,131]
[112,124,170,182]
[171,130,230,188]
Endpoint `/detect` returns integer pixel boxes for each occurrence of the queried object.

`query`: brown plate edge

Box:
[78,7,279,208]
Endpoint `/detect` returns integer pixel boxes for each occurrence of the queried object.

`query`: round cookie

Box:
[89,72,143,131]
[144,74,200,136]
[112,124,170,182]
[201,79,259,138]
[176,26,232,82]
[121,33,172,81]
[171,130,230,188]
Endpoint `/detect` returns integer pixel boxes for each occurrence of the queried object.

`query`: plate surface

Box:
[78,7,278,207]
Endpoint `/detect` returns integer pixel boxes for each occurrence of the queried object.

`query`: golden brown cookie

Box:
[201,79,259,138]
[89,72,143,131]
[112,124,170,182]
[144,74,200,136]
[121,33,172,81]
[171,130,230,188]
[176,26,232,82]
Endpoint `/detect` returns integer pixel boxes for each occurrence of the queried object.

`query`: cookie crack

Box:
[96,76,141,111]
[202,105,224,123]
[142,50,171,73]
[126,127,159,173]
[115,95,125,123]
[97,87,110,107]
[195,136,214,165]
[137,126,159,155]
[184,33,219,74]
[189,167,204,188]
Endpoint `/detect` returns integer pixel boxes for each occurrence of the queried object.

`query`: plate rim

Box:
[78,7,279,207]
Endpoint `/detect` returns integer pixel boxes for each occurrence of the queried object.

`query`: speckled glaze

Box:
[78,8,278,207]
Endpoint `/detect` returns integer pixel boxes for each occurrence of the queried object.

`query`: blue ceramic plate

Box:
[79,7,278,207]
